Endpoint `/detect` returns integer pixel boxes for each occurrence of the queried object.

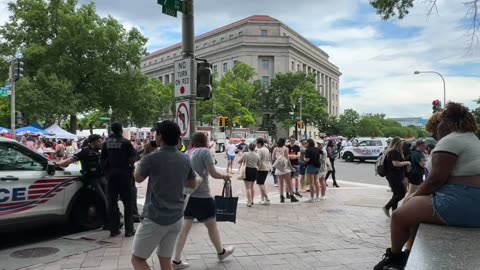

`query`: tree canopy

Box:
[0,0,166,132]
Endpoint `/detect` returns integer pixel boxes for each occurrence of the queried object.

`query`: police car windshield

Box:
[0,144,46,171]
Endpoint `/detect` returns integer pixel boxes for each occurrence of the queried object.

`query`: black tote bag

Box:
[215,180,238,223]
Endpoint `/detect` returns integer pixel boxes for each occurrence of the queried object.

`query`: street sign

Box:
[158,0,183,17]
[162,5,177,17]
[176,100,190,139]
[0,90,6,97]
[174,58,192,97]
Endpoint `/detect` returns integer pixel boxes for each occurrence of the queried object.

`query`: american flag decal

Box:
[0,177,80,216]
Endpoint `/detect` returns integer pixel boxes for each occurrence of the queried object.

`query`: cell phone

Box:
[150,141,157,147]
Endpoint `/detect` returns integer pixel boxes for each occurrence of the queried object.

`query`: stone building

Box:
[141,15,341,139]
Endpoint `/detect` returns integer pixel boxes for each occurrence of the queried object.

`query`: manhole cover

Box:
[10,247,60,258]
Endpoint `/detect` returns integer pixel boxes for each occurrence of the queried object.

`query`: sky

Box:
[0,0,479,118]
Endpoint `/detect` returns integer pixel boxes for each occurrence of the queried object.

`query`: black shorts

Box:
[256,171,268,185]
[184,197,216,222]
[245,167,257,182]
[408,172,424,185]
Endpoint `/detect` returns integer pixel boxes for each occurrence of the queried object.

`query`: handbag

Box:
[215,181,238,223]
[325,156,333,172]
[237,154,247,180]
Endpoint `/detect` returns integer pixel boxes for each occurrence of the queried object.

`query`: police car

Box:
[0,137,104,232]
[340,138,389,162]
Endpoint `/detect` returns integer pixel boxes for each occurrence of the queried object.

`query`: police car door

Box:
[0,142,57,221]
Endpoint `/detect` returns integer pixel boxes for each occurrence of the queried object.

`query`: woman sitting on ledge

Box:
[374,102,480,270]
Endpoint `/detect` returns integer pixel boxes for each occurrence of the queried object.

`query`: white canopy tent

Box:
[45,124,78,140]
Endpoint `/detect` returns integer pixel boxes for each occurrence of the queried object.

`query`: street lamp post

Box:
[108,106,113,134]
[414,70,446,106]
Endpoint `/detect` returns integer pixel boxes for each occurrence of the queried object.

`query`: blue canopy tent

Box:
[0,126,10,134]
[16,126,51,136]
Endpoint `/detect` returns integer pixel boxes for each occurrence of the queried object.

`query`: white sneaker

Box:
[274,184,279,187]
[320,196,327,200]
[306,198,315,203]
[172,261,190,270]
[314,198,320,202]
[218,246,235,261]
[264,200,270,205]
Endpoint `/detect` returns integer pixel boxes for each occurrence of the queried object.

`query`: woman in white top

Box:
[316,140,328,200]
[238,143,261,207]
[271,138,298,203]
[374,103,480,270]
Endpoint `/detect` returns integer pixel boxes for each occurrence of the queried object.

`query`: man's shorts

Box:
[132,218,183,259]
[227,155,235,161]
[291,165,300,178]
[256,170,269,185]
[184,197,216,222]
[299,163,306,175]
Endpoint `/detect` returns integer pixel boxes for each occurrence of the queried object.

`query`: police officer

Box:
[56,134,108,223]
[101,122,136,237]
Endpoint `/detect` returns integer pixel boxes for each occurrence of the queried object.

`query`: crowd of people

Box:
[222,136,343,206]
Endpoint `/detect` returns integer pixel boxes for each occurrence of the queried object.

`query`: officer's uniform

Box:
[73,146,108,220]
[101,134,136,235]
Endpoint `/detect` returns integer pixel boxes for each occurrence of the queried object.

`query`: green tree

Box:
[337,109,360,138]
[357,118,384,137]
[265,72,328,137]
[207,63,260,128]
[0,0,148,132]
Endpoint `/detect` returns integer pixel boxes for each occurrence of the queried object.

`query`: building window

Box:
[159,77,163,83]
[283,33,287,36]
[174,53,176,57]
[239,31,243,35]
[291,61,295,71]
[297,64,300,71]
[165,75,170,85]
[221,37,225,41]
[261,30,268,36]
[212,40,216,44]
[143,63,146,67]
[167,55,170,59]
[213,65,218,73]
[204,43,207,47]
[229,34,234,39]
[262,59,269,70]
[223,63,228,72]
[262,76,270,87]
[154,60,157,63]
[234,60,238,65]
[149,61,151,65]
[161,57,164,61]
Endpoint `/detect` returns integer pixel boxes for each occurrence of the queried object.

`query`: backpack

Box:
[375,152,388,177]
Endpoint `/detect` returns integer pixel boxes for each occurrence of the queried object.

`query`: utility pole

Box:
[183,0,196,142]
[9,63,15,137]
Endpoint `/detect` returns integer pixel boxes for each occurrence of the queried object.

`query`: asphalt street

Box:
[213,152,388,187]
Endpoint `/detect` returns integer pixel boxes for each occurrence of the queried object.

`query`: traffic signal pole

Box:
[182,0,196,142]
[9,63,15,136]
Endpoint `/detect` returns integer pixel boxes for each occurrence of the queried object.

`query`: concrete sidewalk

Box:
[13,182,392,270]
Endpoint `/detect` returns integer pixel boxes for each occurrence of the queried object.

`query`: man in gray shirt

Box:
[132,121,196,270]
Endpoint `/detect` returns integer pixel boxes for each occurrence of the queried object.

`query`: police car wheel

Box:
[344,152,354,162]
[70,194,104,231]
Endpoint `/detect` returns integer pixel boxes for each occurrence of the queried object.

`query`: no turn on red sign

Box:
[176,100,190,139]
[174,58,192,98]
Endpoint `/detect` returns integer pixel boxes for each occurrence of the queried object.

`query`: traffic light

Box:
[297,120,303,128]
[225,117,230,128]
[12,59,24,81]
[432,99,442,113]
[196,62,213,100]
[219,116,225,127]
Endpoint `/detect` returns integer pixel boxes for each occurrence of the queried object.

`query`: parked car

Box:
[0,137,104,232]
[340,138,389,162]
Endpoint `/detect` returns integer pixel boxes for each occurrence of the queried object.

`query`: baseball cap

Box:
[316,139,325,145]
